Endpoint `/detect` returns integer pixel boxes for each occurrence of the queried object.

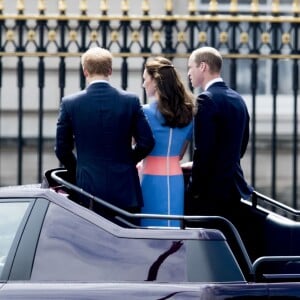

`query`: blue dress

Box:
[140,101,193,227]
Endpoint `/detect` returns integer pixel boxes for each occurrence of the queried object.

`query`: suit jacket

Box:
[55,82,155,209]
[188,82,253,213]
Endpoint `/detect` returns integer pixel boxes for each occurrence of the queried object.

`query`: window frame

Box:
[0,197,49,281]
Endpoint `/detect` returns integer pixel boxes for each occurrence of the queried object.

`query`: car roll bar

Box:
[50,169,240,226]
[50,168,254,277]
[251,190,300,219]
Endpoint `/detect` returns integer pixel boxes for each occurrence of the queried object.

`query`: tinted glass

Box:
[32,204,186,282]
[32,203,244,282]
[0,201,29,276]
[186,240,244,282]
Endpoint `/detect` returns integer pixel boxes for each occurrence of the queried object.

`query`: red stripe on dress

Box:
[142,156,182,175]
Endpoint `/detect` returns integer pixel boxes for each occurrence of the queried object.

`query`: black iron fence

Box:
[0,0,299,208]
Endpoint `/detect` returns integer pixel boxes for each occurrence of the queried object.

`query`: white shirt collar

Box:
[204,77,223,90]
[89,79,110,86]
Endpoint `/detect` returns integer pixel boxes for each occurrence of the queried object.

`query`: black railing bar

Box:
[252,190,300,216]
[253,255,300,273]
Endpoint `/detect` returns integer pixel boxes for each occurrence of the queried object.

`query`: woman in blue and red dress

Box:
[140,57,195,227]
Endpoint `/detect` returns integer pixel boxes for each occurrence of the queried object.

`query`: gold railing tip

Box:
[100,0,108,12]
[251,0,259,14]
[142,0,150,13]
[230,0,238,13]
[272,0,280,14]
[17,0,25,12]
[188,0,196,13]
[121,0,129,12]
[79,0,87,13]
[209,0,218,13]
[58,0,67,13]
[292,0,300,14]
[165,0,173,12]
[38,0,46,12]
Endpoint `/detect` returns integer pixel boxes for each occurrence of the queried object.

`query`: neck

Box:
[202,74,220,89]
[87,75,109,84]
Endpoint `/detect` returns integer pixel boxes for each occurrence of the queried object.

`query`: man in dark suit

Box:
[185,46,253,223]
[55,47,155,220]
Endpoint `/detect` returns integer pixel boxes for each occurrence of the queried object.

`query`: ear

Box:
[199,61,206,71]
[83,68,89,78]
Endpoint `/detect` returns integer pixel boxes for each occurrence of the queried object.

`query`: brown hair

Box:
[81,47,112,77]
[191,46,222,74]
[145,57,195,128]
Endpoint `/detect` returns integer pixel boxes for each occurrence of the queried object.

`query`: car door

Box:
[0,197,48,281]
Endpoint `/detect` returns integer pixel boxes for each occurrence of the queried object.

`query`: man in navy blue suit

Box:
[185,46,253,223]
[55,47,155,219]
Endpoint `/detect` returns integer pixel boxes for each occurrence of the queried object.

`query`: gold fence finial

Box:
[272,0,280,14]
[17,0,24,12]
[293,0,300,13]
[58,0,66,14]
[209,0,218,13]
[38,0,46,12]
[188,0,196,13]
[100,0,108,13]
[251,0,259,14]
[80,0,87,13]
[121,0,129,13]
[230,0,238,13]
[142,0,149,13]
[165,0,173,13]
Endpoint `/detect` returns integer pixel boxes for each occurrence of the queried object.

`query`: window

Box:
[32,204,187,282]
[0,201,29,276]
[32,203,244,282]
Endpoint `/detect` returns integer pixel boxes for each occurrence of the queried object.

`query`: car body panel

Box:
[0,282,268,299]
[0,185,300,299]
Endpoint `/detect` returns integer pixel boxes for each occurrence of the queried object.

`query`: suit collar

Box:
[205,77,223,90]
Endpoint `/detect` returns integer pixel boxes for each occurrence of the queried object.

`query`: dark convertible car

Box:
[0,168,300,299]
